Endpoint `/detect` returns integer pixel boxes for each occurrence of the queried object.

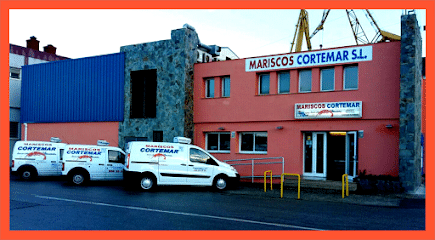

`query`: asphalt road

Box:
[9,176,425,231]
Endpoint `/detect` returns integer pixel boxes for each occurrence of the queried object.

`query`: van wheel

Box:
[213,175,228,191]
[19,167,36,180]
[139,175,155,191]
[69,171,88,185]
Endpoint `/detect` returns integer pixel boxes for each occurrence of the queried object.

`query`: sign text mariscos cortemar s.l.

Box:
[245,46,372,72]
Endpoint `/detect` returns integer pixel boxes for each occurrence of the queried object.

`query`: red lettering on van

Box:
[26,152,46,160]
[153,153,166,160]
[78,155,93,162]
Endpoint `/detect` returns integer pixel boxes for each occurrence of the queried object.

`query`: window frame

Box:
[189,148,218,166]
[258,73,270,95]
[239,132,268,154]
[343,65,359,90]
[298,69,312,93]
[108,150,125,164]
[205,78,215,98]
[221,76,231,98]
[130,69,157,119]
[9,121,19,139]
[278,71,290,94]
[10,67,21,80]
[320,68,335,92]
[206,132,231,153]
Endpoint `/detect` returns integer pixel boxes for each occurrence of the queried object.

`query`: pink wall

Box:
[194,42,401,123]
[195,120,400,177]
[21,122,120,147]
[194,42,401,178]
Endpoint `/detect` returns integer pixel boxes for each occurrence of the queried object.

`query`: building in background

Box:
[20,53,125,147]
[19,25,235,151]
[9,36,68,162]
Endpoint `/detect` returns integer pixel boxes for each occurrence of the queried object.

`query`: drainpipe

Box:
[24,123,27,141]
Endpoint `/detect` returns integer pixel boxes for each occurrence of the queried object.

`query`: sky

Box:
[9,9,426,59]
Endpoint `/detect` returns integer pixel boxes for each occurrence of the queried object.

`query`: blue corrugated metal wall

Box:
[21,53,125,123]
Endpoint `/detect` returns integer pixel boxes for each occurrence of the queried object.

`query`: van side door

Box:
[87,149,106,180]
[158,148,187,184]
[186,148,217,185]
[35,146,58,176]
[106,150,125,180]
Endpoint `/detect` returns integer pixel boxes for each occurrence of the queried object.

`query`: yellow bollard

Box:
[280,173,300,199]
[264,170,273,192]
[342,174,349,198]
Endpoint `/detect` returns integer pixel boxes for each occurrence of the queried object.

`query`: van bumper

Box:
[123,170,143,185]
[228,173,240,188]
[123,170,135,181]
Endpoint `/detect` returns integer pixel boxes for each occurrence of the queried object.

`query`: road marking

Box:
[34,194,324,231]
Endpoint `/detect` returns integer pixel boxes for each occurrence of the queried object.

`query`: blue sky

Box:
[9,9,426,59]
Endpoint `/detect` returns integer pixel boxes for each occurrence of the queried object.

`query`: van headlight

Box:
[230,166,237,172]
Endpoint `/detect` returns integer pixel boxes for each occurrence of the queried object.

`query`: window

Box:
[153,131,163,142]
[10,122,19,139]
[205,78,215,98]
[240,132,267,153]
[190,148,218,166]
[259,74,270,95]
[10,67,20,79]
[108,150,125,164]
[344,65,358,90]
[321,68,335,91]
[222,76,230,97]
[130,69,157,118]
[278,71,290,94]
[206,132,230,152]
[299,69,312,93]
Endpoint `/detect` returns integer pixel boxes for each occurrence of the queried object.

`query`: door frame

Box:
[345,131,358,180]
[303,132,327,179]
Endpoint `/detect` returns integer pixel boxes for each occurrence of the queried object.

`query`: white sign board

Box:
[245,46,372,72]
[295,101,363,119]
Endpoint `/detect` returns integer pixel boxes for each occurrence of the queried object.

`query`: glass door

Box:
[346,131,358,179]
[303,132,327,178]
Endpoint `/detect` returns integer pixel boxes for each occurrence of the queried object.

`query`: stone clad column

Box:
[118,27,199,149]
[399,13,423,192]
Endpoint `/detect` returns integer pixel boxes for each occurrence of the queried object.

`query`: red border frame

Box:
[1,1,434,240]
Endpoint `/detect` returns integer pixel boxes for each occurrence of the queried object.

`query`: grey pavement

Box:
[226,183,426,208]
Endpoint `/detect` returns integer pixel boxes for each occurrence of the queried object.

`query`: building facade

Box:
[193,42,402,182]
[18,16,423,192]
[9,36,68,161]
[20,52,124,147]
[19,26,234,149]
[193,14,423,191]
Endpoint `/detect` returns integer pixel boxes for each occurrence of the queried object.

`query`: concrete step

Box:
[283,179,357,192]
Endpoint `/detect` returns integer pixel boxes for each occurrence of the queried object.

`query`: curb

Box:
[226,183,425,208]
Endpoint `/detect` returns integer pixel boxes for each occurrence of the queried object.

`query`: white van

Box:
[61,141,126,185]
[11,138,66,180]
[124,137,240,191]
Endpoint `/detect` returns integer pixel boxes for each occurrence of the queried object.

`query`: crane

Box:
[289,9,311,53]
[290,9,401,53]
